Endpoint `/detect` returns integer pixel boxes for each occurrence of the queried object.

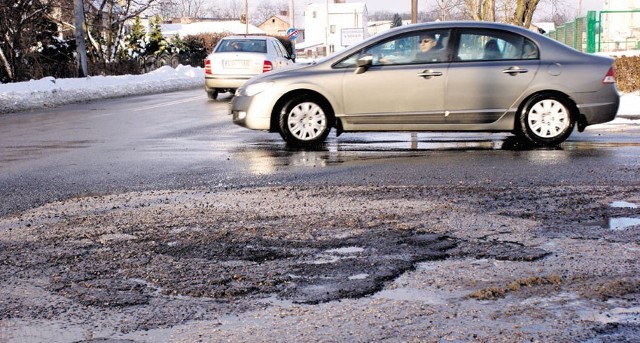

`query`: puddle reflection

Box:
[233,133,609,175]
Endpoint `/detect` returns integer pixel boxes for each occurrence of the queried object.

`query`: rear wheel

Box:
[278,95,331,148]
[517,93,574,147]
[207,89,218,100]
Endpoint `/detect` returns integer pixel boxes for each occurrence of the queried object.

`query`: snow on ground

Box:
[0,64,638,118]
[0,65,205,114]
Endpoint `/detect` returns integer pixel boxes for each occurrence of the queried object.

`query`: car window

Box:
[271,40,287,58]
[455,29,538,61]
[216,39,267,53]
[334,29,451,68]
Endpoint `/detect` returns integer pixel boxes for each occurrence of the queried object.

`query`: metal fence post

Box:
[587,10,596,53]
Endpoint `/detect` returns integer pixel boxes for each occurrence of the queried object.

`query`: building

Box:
[259,15,290,37]
[301,0,368,57]
[367,20,412,37]
[601,0,640,51]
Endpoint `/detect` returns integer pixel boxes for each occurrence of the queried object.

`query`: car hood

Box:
[245,62,317,84]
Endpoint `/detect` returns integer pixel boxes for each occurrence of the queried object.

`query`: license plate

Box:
[223,60,250,68]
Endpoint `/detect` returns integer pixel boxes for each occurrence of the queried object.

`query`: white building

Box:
[301,1,368,57]
[601,0,640,51]
[367,20,412,37]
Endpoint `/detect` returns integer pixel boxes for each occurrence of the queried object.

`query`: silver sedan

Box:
[230,21,620,148]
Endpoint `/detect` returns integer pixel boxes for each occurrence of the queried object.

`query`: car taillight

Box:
[205,59,212,75]
[262,60,273,73]
[602,66,615,84]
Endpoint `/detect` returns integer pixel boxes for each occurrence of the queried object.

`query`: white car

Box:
[204,36,294,100]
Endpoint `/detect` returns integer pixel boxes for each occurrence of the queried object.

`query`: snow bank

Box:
[0,65,204,114]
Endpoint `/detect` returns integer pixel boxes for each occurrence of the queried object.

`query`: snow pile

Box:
[617,92,640,116]
[0,65,204,114]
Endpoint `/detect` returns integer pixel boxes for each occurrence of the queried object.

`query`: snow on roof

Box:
[161,21,265,37]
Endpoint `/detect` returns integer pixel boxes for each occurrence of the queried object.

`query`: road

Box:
[1,88,639,217]
[1,88,639,342]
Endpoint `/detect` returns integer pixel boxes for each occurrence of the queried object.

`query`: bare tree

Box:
[464,0,496,21]
[152,0,209,18]
[252,0,287,26]
[431,0,466,21]
[536,0,574,26]
[459,0,541,27]
[511,0,540,27]
[219,0,243,19]
[83,0,159,63]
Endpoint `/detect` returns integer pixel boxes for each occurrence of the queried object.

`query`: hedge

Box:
[614,56,640,93]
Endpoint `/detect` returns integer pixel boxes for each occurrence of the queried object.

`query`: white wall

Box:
[304,2,368,54]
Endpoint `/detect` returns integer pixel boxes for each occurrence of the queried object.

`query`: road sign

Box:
[287,27,299,40]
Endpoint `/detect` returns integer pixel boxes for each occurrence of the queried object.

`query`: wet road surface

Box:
[1,89,639,342]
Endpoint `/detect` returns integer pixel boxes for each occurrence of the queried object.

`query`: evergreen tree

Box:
[126,16,147,58]
[147,15,166,56]
[392,13,403,28]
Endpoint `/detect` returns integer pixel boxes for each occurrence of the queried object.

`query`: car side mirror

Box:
[355,54,373,74]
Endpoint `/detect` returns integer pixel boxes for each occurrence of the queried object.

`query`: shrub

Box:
[614,56,640,93]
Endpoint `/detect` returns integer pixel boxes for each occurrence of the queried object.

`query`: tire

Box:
[278,95,332,148]
[517,93,574,147]
[207,90,218,100]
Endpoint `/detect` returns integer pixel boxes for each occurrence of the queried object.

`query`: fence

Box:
[545,10,640,53]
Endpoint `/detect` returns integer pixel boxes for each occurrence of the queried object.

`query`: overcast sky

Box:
[331,0,605,16]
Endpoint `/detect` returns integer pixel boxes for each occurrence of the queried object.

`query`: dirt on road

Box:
[1,185,639,342]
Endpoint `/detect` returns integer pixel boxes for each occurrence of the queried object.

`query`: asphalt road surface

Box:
[1,89,639,342]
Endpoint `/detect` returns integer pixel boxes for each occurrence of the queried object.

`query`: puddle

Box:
[607,217,640,230]
[373,288,448,304]
[610,201,639,208]
[325,246,364,254]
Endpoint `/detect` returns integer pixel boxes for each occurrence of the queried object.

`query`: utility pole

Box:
[325,0,329,55]
[245,0,249,34]
[289,0,296,60]
[411,0,418,23]
[74,0,88,77]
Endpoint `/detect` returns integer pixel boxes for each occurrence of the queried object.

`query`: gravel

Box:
[1,184,639,342]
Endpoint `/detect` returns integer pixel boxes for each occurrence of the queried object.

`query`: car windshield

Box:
[216,39,267,53]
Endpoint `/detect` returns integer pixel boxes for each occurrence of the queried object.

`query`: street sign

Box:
[287,27,299,40]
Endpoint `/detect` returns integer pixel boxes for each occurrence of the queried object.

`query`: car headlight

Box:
[243,82,274,97]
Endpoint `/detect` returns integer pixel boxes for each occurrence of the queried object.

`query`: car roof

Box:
[320,20,555,65]
[222,35,273,41]
[387,21,537,37]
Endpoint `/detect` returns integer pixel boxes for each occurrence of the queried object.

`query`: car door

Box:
[270,39,292,68]
[444,29,540,124]
[340,30,451,128]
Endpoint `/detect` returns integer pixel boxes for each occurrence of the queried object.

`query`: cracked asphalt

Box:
[1,184,639,342]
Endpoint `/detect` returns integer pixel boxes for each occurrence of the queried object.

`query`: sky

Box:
[0,63,637,118]
[337,0,605,16]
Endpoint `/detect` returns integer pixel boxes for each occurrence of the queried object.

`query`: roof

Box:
[161,20,265,36]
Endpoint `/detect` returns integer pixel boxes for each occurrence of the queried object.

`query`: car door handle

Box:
[502,66,528,75]
[417,70,443,79]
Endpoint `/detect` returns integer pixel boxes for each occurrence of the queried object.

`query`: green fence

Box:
[546,10,640,53]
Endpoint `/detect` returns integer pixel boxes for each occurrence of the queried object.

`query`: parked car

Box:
[204,36,294,100]
[229,21,620,148]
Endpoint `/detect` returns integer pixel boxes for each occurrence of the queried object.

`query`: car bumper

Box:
[574,87,620,126]
[205,75,252,90]
[230,93,273,131]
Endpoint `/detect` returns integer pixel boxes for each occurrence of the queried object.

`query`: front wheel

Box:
[278,96,332,148]
[517,94,574,147]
